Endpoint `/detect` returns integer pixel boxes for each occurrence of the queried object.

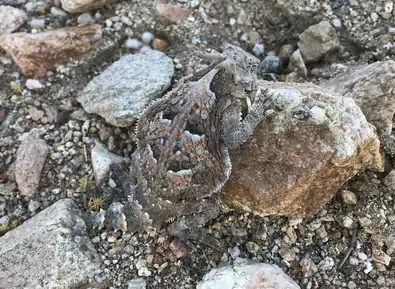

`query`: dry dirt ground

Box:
[1,0,395,288]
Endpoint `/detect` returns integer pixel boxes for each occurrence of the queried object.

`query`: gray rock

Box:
[91,140,125,185]
[125,38,142,49]
[0,5,28,35]
[50,6,68,18]
[320,60,395,137]
[298,21,340,63]
[29,18,45,29]
[196,258,300,289]
[77,12,94,25]
[260,52,282,77]
[15,129,49,197]
[141,31,154,44]
[127,278,147,289]
[0,0,26,5]
[288,49,307,78]
[0,199,102,289]
[78,49,174,127]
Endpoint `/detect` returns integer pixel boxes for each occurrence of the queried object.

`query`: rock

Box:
[77,12,94,25]
[156,3,188,23]
[151,38,168,51]
[196,258,300,289]
[25,79,44,90]
[169,238,188,258]
[372,247,391,266]
[260,52,282,77]
[91,140,125,186]
[0,0,26,5]
[0,199,101,289]
[77,49,174,127]
[60,0,116,13]
[0,24,102,77]
[221,81,383,217]
[0,5,27,35]
[30,18,45,29]
[15,129,49,197]
[125,38,142,49]
[339,190,358,205]
[127,278,147,289]
[278,44,295,64]
[320,60,395,136]
[50,6,68,18]
[141,31,154,44]
[383,169,395,189]
[288,49,307,78]
[298,21,340,63]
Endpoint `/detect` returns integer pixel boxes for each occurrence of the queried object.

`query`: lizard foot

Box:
[166,201,223,249]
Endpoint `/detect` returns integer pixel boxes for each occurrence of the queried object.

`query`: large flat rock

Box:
[0,199,102,289]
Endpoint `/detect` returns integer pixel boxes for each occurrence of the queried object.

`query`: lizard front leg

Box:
[221,87,277,149]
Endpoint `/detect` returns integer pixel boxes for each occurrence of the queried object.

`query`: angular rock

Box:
[60,0,116,13]
[0,24,102,77]
[156,3,188,23]
[91,140,125,186]
[196,258,300,289]
[288,49,307,78]
[78,49,174,127]
[221,81,383,217]
[15,129,49,197]
[0,0,26,5]
[0,5,27,35]
[320,60,395,136]
[0,199,101,289]
[298,21,340,63]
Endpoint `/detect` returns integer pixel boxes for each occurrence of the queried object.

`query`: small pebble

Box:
[332,18,342,28]
[30,18,45,29]
[260,53,282,77]
[246,241,260,254]
[77,13,94,25]
[229,17,236,26]
[25,2,36,12]
[105,19,113,27]
[252,43,265,56]
[152,38,168,51]
[342,216,353,229]
[26,79,44,90]
[28,200,41,212]
[127,278,147,289]
[50,6,67,18]
[125,38,142,49]
[228,246,241,259]
[141,31,154,44]
[340,190,358,205]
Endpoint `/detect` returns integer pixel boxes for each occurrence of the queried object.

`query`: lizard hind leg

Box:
[166,200,223,249]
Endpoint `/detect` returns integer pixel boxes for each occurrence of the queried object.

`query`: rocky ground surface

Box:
[1,0,395,288]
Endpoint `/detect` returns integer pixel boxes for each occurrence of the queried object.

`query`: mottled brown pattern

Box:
[104,44,276,244]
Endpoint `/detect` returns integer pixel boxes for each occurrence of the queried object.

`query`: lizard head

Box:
[219,42,260,94]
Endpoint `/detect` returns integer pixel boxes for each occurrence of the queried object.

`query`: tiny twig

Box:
[338,224,358,270]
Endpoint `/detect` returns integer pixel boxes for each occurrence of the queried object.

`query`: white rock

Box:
[141,31,154,44]
[125,38,142,49]
[91,140,125,185]
[196,259,300,289]
[25,79,43,90]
